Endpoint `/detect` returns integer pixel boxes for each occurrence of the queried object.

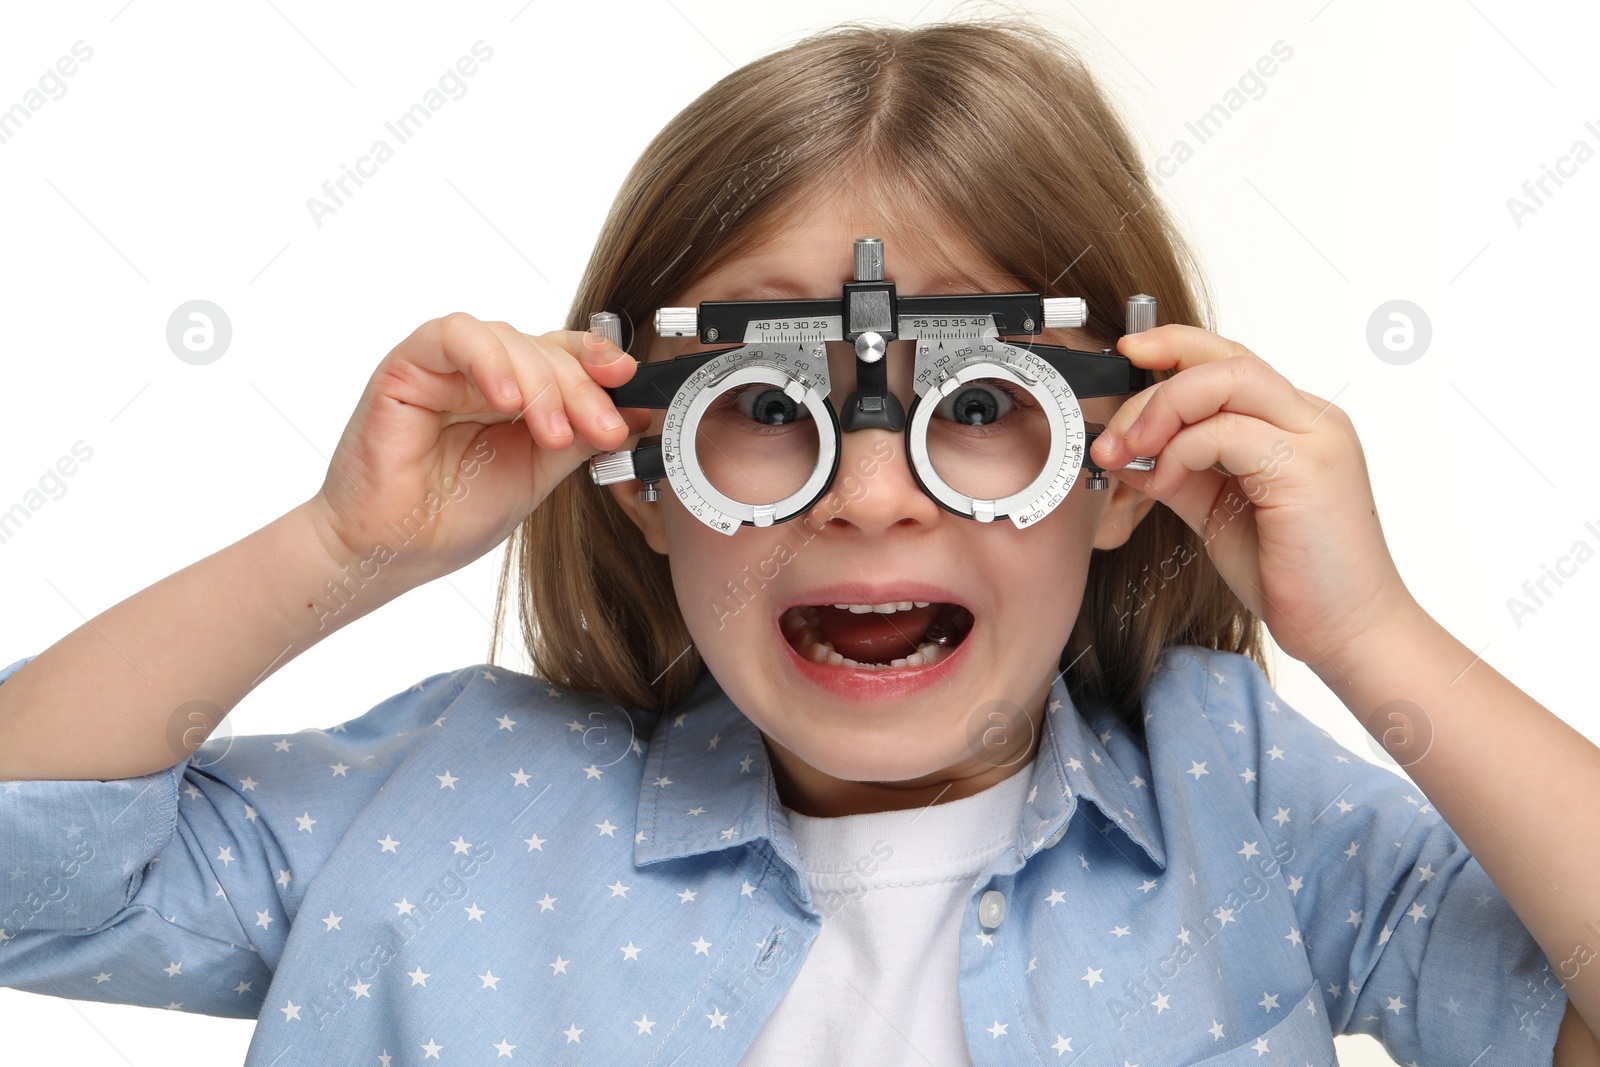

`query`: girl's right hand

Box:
[306,313,654,585]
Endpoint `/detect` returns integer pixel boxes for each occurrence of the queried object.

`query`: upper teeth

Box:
[831,601,932,614]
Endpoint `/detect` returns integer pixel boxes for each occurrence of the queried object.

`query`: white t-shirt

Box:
[738,764,1035,1065]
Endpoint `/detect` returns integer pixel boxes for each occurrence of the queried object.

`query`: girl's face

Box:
[609,188,1155,817]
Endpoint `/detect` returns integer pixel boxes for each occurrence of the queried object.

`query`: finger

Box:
[487,324,643,454]
[461,322,573,451]
[535,329,645,391]
[384,312,526,416]
[1117,411,1298,526]
[536,330,655,432]
[1094,352,1322,469]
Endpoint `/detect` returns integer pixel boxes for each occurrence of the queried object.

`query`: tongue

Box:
[817,605,938,663]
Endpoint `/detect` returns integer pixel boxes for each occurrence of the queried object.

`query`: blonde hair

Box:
[489,13,1267,740]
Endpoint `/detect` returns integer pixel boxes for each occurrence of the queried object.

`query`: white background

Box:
[1,1,1596,1064]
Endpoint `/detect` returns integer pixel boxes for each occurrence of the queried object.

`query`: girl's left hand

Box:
[1092,323,1418,674]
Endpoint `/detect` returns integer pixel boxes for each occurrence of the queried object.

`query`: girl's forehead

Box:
[681,194,1011,301]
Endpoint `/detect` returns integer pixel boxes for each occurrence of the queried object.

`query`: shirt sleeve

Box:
[0,653,476,1018]
[1198,648,1570,1067]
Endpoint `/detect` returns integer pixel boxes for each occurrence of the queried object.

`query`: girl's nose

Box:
[806,422,944,536]
[799,339,943,534]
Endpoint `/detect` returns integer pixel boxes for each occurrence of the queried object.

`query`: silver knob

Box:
[655,307,698,338]
[588,450,637,486]
[1042,297,1087,329]
[1126,294,1157,335]
[854,237,884,282]
[855,331,886,363]
[588,311,623,348]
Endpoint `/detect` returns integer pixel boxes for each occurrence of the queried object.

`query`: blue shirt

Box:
[0,646,1569,1065]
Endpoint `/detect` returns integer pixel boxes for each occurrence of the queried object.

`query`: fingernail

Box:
[583,332,623,364]
[1126,416,1145,442]
[597,411,624,432]
[548,410,571,437]
[499,379,521,405]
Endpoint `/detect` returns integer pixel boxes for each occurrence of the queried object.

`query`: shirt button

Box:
[1043,823,1067,849]
[979,889,1007,929]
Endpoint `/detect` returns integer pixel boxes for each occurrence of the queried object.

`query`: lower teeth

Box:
[782,607,956,670]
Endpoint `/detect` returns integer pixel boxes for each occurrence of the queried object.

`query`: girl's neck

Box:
[765,730,1043,819]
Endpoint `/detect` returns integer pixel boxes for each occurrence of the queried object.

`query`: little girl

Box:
[2,14,1597,1067]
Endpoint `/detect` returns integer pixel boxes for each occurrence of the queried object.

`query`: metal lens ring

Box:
[663,343,838,535]
[907,341,1088,528]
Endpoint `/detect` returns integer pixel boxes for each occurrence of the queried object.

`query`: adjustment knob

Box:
[1042,297,1087,329]
[588,311,623,348]
[655,307,699,338]
[588,450,638,486]
[1126,294,1157,335]
[854,237,885,282]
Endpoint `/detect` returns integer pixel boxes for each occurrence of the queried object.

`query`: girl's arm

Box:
[1315,598,1600,1065]
[0,316,647,785]
[0,499,402,783]
[1093,323,1600,1056]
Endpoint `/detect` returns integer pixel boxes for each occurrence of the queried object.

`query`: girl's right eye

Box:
[714,384,814,429]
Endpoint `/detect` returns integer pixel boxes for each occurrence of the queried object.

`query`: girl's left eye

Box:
[931,379,1028,427]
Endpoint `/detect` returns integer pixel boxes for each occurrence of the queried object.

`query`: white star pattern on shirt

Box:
[0,649,1537,1063]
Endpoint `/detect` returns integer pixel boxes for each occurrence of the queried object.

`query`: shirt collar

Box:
[633,667,1167,875]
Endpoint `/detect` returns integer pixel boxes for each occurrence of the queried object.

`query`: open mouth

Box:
[779,601,976,670]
